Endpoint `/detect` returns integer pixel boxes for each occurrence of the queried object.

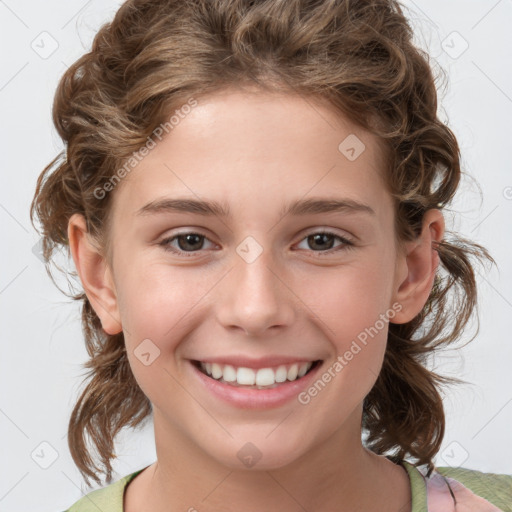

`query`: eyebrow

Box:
[136,196,376,218]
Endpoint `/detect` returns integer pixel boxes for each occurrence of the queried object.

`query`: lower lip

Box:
[189,360,323,409]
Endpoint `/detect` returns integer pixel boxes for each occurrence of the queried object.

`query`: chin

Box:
[202,432,310,471]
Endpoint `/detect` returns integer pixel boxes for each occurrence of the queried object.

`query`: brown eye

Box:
[306,233,336,251]
[175,233,205,251]
[295,231,355,255]
[159,232,215,256]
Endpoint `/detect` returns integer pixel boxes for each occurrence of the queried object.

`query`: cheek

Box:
[292,257,394,392]
[114,259,208,348]
[116,261,212,401]
[297,258,394,336]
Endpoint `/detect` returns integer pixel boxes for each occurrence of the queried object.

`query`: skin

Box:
[68,87,444,512]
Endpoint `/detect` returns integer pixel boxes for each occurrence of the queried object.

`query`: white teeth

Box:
[198,361,314,387]
[287,363,298,381]
[223,364,237,382]
[298,362,309,377]
[237,367,256,385]
[275,365,288,383]
[255,368,275,386]
[211,363,223,379]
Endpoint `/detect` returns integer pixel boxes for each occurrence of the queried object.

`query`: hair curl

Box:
[30,0,494,486]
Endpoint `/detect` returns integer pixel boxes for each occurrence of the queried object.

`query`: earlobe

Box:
[391,209,445,324]
[67,213,122,335]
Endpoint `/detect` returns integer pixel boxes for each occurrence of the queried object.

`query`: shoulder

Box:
[63,470,143,512]
[435,466,512,511]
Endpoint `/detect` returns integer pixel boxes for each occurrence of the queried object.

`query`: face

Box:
[88,88,412,470]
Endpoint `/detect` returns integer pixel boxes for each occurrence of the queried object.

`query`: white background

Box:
[1,1,511,510]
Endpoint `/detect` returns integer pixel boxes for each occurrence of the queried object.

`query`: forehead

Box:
[111,88,391,220]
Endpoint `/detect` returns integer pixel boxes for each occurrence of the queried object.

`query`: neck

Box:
[125,407,412,512]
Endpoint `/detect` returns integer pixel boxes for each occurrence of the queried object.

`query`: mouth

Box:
[191,359,322,390]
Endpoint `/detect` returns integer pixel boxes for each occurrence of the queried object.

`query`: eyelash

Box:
[158,230,355,258]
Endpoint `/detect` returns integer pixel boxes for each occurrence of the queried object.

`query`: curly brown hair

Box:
[30,0,494,487]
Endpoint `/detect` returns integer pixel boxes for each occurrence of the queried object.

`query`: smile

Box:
[193,360,321,389]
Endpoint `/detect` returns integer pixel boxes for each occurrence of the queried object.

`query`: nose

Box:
[215,249,296,337]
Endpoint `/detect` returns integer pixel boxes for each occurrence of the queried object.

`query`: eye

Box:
[158,230,355,257]
[159,232,216,256]
[294,231,355,256]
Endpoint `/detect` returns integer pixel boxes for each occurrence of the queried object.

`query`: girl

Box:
[30,0,512,510]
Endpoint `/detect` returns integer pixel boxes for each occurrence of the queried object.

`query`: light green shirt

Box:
[64,460,512,511]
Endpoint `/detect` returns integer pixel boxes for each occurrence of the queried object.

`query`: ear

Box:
[391,209,445,324]
[67,213,122,335]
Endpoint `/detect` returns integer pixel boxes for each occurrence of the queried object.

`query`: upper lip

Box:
[191,356,321,369]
